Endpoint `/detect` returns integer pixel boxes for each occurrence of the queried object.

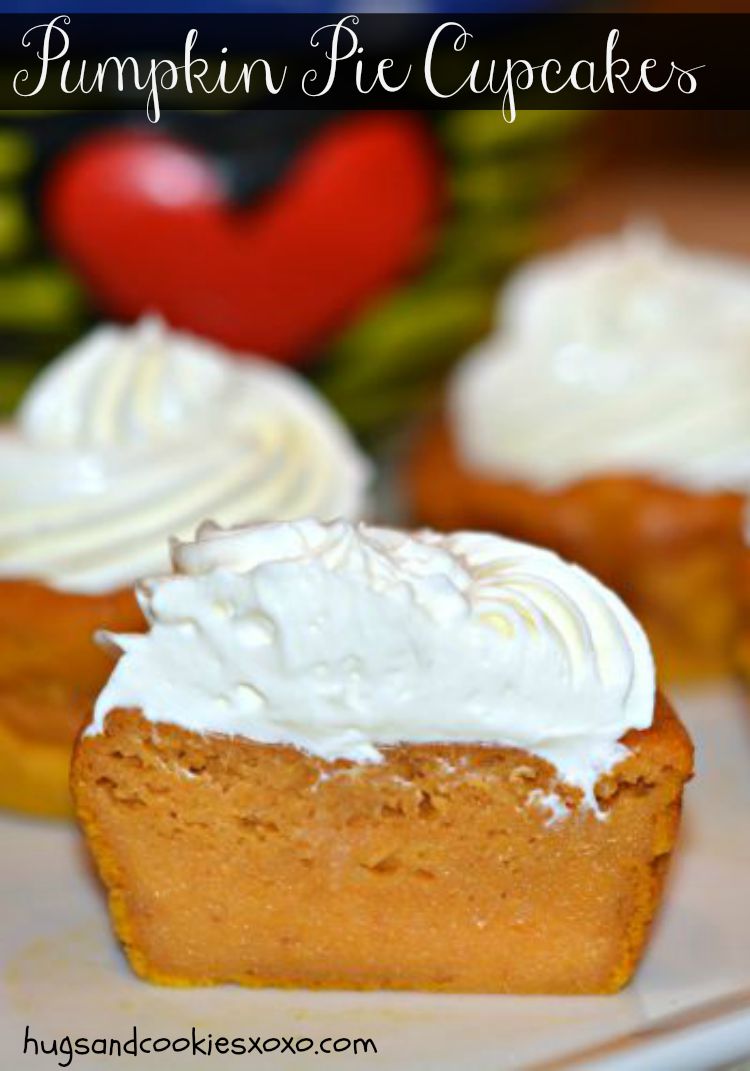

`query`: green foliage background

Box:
[0,110,581,435]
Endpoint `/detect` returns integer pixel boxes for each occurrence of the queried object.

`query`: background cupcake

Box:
[408,227,750,681]
[0,316,370,817]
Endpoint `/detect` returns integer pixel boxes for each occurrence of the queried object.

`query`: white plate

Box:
[2,683,750,1071]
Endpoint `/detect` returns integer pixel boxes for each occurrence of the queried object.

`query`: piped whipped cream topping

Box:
[91,519,655,805]
[450,226,750,493]
[0,318,370,593]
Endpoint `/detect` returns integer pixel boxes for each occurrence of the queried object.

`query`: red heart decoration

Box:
[44,114,442,364]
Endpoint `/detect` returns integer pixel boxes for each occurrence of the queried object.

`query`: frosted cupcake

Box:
[408,227,750,680]
[0,317,369,816]
[72,519,692,993]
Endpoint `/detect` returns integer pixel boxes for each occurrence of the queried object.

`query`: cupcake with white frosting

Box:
[71,518,692,993]
[0,317,369,817]
[408,227,750,680]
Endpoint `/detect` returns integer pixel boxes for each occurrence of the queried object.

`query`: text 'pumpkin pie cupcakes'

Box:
[72,518,692,994]
[408,227,750,682]
[0,319,370,818]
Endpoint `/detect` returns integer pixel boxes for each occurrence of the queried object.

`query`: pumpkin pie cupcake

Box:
[408,227,750,681]
[0,318,370,817]
[72,518,692,993]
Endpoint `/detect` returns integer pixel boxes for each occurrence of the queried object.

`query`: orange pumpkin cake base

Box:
[0,581,141,818]
[72,697,692,994]
[407,420,746,683]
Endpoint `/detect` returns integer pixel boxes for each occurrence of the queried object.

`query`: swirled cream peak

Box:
[91,519,655,804]
[450,226,750,491]
[0,317,370,593]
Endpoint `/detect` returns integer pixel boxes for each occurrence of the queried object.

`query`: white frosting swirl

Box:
[450,227,750,493]
[0,318,370,593]
[91,519,655,805]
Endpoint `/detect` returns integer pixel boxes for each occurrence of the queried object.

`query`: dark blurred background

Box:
[1,2,748,436]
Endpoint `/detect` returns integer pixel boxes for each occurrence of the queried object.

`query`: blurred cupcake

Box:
[0,316,370,817]
[408,227,750,681]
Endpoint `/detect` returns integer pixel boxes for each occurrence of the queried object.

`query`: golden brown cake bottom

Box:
[407,420,747,683]
[72,698,692,994]
[0,581,141,818]
[733,552,750,680]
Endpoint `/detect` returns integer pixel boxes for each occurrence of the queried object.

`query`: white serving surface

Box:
[2,683,749,1070]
